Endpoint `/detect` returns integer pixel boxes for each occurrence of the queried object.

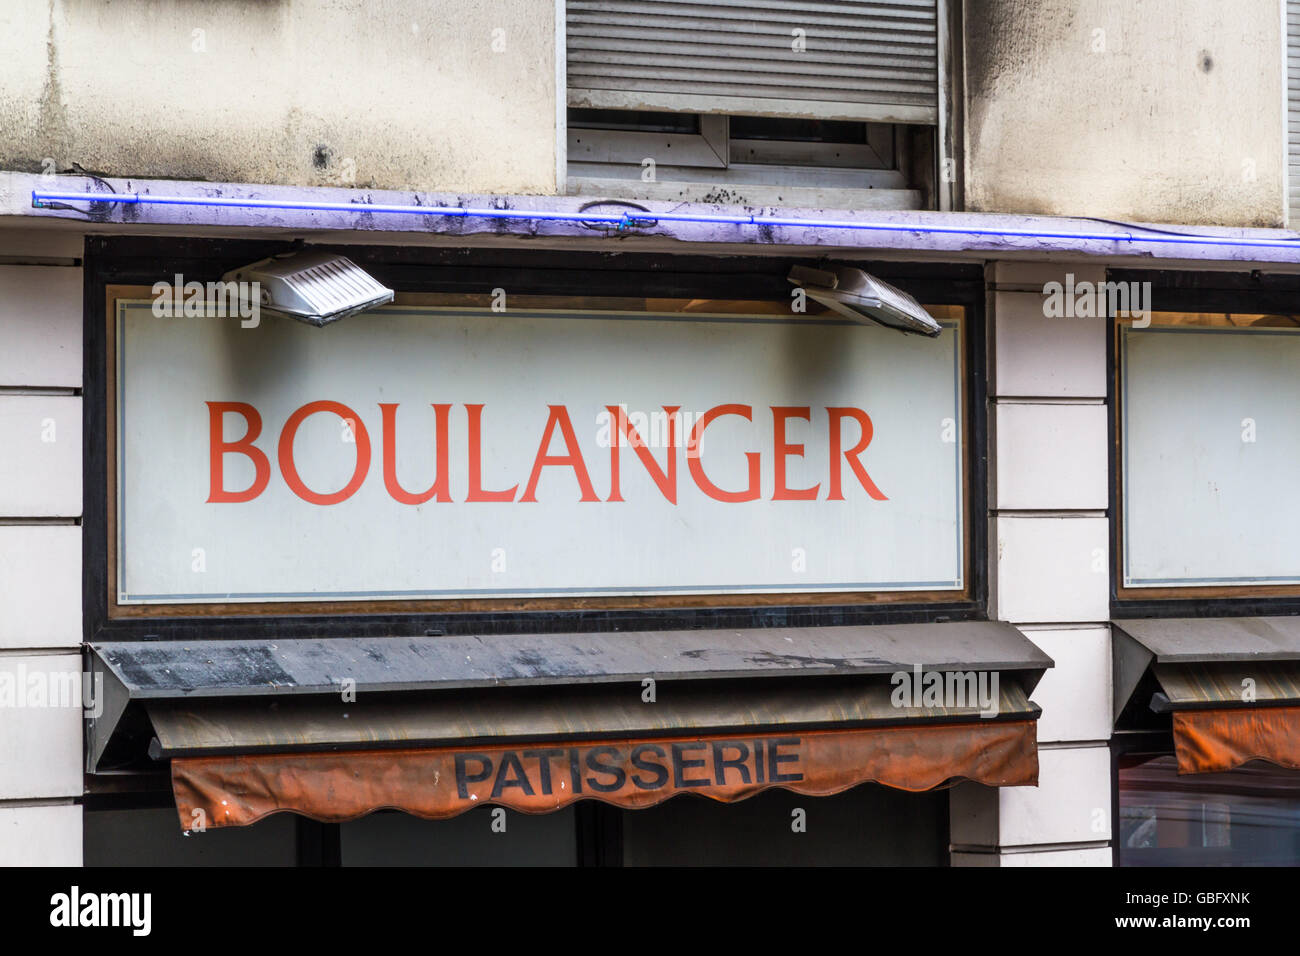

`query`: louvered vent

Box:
[567,0,940,124]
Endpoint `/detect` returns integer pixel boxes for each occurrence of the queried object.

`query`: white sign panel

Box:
[1123,325,1300,587]
[115,302,964,604]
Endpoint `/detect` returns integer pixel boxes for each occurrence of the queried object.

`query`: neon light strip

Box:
[30,189,1300,251]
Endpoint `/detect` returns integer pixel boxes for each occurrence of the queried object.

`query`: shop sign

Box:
[113,302,964,604]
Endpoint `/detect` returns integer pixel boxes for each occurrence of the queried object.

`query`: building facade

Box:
[1,0,1299,867]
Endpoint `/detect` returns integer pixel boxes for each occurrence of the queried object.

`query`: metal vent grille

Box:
[286,258,390,316]
[567,0,940,124]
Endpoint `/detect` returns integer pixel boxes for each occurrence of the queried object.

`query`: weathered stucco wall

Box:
[0,0,557,194]
[965,0,1285,226]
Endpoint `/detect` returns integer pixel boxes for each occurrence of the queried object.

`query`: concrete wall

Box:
[950,261,1113,866]
[0,231,85,866]
[2,0,1287,224]
[0,0,558,195]
[964,0,1286,227]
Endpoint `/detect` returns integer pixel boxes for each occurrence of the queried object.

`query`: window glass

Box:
[621,785,948,866]
[85,808,296,866]
[1118,754,1300,866]
[728,116,869,144]
[340,807,577,866]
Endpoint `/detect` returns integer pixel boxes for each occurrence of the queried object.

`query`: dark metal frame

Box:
[936,0,965,212]
[1108,729,1174,868]
[83,235,989,643]
[1107,267,1300,619]
[575,802,624,867]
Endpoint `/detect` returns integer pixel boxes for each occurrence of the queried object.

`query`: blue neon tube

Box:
[29,189,1300,252]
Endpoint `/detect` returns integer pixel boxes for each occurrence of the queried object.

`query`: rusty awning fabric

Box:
[172,720,1038,830]
[1173,706,1300,775]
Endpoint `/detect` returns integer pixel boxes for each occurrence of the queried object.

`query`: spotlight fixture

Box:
[222,250,394,327]
[787,265,942,337]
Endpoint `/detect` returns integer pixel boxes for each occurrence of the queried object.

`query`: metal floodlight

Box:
[787,265,942,338]
[222,250,394,327]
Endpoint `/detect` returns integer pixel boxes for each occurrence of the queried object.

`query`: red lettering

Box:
[204,400,890,508]
[771,406,819,501]
[827,407,887,501]
[277,401,371,505]
[465,404,517,502]
[605,405,678,504]
[379,403,451,504]
[520,405,599,502]
[688,404,760,503]
[206,401,271,503]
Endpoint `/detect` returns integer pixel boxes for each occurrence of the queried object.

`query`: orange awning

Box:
[86,626,1053,828]
[1173,706,1300,774]
[172,720,1038,830]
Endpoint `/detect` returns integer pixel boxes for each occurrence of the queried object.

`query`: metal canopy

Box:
[1112,617,1300,726]
[88,622,1052,771]
[1113,617,1300,663]
[91,621,1051,698]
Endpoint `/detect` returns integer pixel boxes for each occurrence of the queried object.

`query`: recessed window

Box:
[562,0,955,209]
[566,108,929,207]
